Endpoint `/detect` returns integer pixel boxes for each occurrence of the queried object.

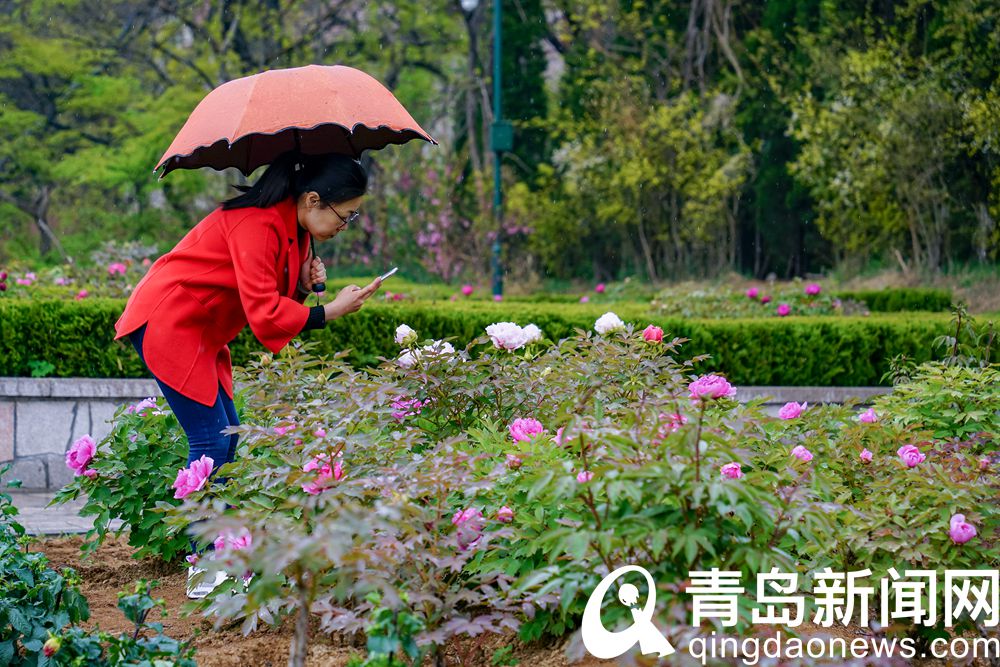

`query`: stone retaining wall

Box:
[0,378,890,490]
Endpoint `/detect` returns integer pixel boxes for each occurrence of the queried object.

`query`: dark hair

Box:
[222,151,368,210]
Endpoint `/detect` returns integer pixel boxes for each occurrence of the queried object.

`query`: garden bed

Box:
[31,534,602,667]
[30,534,983,666]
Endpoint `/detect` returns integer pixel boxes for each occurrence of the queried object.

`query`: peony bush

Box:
[53,310,1000,665]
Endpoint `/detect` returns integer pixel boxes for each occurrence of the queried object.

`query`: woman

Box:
[114,151,381,597]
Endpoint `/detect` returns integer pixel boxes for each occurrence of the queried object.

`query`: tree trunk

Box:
[288,582,311,667]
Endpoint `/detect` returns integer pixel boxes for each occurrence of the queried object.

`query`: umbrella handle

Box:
[310,236,326,294]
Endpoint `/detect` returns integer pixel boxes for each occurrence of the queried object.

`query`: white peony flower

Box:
[395,324,417,346]
[397,349,421,368]
[522,323,543,344]
[485,322,531,351]
[594,312,626,335]
[422,340,456,356]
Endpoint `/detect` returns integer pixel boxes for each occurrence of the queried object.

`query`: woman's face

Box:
[297,192,364,242]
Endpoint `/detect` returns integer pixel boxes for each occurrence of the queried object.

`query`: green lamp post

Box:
[462,0,512,298]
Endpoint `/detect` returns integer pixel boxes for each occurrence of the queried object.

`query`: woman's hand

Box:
[299,256,326,293]
[323,277,382,321]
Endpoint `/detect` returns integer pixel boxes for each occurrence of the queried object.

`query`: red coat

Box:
[115,197,312,406]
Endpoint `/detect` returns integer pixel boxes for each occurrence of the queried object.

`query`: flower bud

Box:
[43,636,61,657]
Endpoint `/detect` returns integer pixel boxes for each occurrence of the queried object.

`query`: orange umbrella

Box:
[155,64,436,177]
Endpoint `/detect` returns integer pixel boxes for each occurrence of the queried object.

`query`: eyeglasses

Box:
[328,205,361,231]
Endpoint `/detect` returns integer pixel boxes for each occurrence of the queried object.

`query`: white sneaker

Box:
[186,566,228,599]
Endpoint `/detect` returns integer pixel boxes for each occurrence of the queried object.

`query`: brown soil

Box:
[29,535,992,666]
[29,534,609,667]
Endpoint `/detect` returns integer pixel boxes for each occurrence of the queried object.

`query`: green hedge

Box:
[0,299,956,386]
[833,287,953,312]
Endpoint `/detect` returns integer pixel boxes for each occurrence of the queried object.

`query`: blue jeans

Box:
[129,324,239,553]
[129,324,240,474]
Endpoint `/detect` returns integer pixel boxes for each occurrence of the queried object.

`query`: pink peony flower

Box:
[130,397,157,415]
[948,514,977,545]
[595,283,606,293]
[451,507,482,526]
[486,322,531,350]
[75,289,88,300]
[142,258,152,267]
[897,444,926,468]
[214,528,253,553]
[860,448,873,463]
[461,284,474,296]
[688,374,737,401]
[506,453,523,470]
[778,401,807,419]
[393,292,405,301]
[16,278,33,286]
[579,295,590,303]
[497,506,514,523]
[391,397,425,421]
[313,428,326,438]
[66,435,97,476]
[761,295,772,304]
[791,445,813,462]
[82,469,97,478]
[576,470,594,483]
[859,408,878,423]
[273,424,296,436]
[509,417,544,442]
[805,283,822,296]
[642,325,664,343]
[493,294,503,302]
[746,287,759,299]
[185,553,200,566]
[720,462,744,479]
[777,303,791,317]
[979,458,990,471]
[172,455,214,499]
[107,262,127,276]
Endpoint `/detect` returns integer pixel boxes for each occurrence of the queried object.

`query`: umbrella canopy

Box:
[156,64,435,177]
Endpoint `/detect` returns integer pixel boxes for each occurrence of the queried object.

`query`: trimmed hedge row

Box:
[0,299,954,386]
[834,287,953,312]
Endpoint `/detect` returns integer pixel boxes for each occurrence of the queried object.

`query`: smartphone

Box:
[378,266,399,282]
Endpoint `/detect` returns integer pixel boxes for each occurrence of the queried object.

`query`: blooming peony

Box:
[791,445,813,462]
[172,456,214,499]
[66,435,96,476]
[493,294,503,302]
[313,428,326,438]
[746,287,759,299]
[805,283,821,296]
[579,295,590,303]
[576,470,594,484]
[75,290,88,300]
[398,349,420,368]
[897,444,926,468]
[452,507,483,526]
[594,312,626,335]
[301,454,345,495]
[859,408,878,423]
[777,303,791,317]
[860,448,873,463]
[461,284,474,296]
[720,462,744,479]
[273,424,296,436]
[497,506,515,523]
[486,322,531,350]
[760,295,772,304]
[688,374,737,401]
[214,528,253,553]
[522,323,544,344]
[778,401,807,420]
[129,397,157,415]
[391,397,425,421]
[595,283,606,293]
[107,262,127,276]
[395,324,418,346]
[948,514,977,544]
[509,417,544,442]
[642,325,664,343]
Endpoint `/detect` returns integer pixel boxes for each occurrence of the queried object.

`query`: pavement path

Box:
[7,490,123,536]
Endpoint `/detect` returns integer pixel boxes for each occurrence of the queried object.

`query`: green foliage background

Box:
[0,0,996,281]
